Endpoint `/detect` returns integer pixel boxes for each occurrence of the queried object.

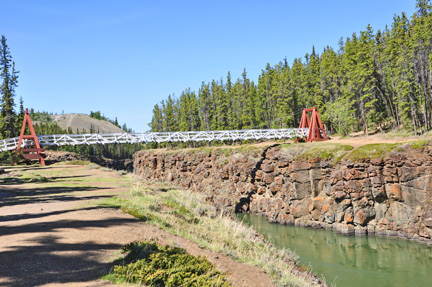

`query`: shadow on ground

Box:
[0,207,139,286]
[0,233,119,286]
[0,206,100,223]
[0,186,111,207]
[0,173,91,185]
[0,167,134,286]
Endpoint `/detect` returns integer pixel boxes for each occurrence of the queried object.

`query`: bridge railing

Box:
[0,128,310,152]
[1,137,20,152]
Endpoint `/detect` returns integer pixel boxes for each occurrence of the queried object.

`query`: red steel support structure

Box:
[298,107,328,142]
[16,109,46,165]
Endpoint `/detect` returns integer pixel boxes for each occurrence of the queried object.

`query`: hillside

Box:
[49,114,125,134]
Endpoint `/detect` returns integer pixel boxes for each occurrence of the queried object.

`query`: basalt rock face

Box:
[133,144,432,244]
[45,151,133,171]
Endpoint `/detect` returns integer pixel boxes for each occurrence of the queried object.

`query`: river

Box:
[236,214,432,287]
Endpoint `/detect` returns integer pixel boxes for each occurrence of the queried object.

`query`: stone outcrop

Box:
[44,151,87,164]
[133,143,432,244]
[45,151,133,170]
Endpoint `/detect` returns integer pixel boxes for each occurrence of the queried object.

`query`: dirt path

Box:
[0,165,274,287]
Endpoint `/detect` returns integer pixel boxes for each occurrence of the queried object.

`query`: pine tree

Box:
[212,79,228,130]
[305,46,323,109]
[411,0,432,130]
[320,46,343,129]
[164,95,177,132]
[359,25,379,134]
[187,90,200,131]
[290,58,305,124]
[198,82,212,131]
[240,68,256,128]
[178,91,190,131]
[15,96,24,132]
[210,80,223,130]
[225,72,234,129]
[0,35,18,139]
[149,104,163,132]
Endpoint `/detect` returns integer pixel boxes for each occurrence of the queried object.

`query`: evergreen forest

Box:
[150,1,432,137]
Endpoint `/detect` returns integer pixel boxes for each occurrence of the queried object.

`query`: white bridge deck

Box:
[0,128,309,152]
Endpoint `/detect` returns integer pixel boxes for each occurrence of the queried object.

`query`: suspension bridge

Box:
[0,108,328,165]
[0,128,311,152]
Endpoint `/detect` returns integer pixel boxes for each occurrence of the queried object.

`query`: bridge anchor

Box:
[16,109,46,166]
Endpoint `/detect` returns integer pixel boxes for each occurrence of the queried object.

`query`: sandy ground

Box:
[0,165,274,287]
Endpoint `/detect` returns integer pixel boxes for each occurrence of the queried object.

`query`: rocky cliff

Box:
[45,151,133,170]
[133,142,432,244]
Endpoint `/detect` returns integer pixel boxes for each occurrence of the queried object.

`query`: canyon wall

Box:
[133,143,432,244]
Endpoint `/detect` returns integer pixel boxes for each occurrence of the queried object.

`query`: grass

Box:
[98,181,322,287]
[292,140,431,162]
[65,160,90,165]
[382,127,417,138]
[297,144,353,163]
[347,143,400,161]
[142,143,268,157]
[87,163,101,169]
[280,142,354,163]
[104,241,231,286]
[0,172,50,184]
[194,145,266,157]
[408,139,430,149]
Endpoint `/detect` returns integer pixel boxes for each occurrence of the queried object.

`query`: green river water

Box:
[237,214,432,287]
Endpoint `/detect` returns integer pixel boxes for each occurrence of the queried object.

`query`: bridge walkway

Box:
[1,128,310,152]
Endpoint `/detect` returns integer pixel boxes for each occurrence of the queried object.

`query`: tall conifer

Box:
[0,35,18,139]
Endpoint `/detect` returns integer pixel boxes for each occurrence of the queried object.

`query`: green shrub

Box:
[111,241,231,287]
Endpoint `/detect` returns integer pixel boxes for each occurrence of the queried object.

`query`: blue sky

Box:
[2,0,417,132]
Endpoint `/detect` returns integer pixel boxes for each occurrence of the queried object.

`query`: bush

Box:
[111,241,231,287]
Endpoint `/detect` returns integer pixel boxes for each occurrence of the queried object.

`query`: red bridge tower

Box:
[298,107,328,142]
[16,109,46,165]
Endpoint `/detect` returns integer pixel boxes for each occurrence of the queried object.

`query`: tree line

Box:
[150,1,432,136]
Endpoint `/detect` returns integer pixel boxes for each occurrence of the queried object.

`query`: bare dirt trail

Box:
[0,165,273,287]
[326,132,427,147]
